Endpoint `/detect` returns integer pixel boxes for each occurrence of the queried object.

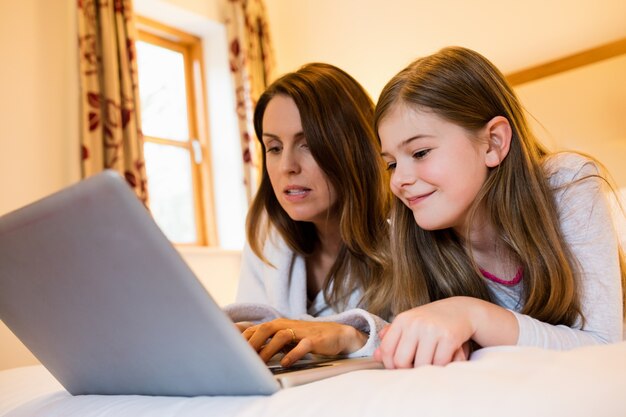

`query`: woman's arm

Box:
[242,309,389,366]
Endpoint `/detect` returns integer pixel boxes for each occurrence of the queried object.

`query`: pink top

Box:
[480,267,523,286]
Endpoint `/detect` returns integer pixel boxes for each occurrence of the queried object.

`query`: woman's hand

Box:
[374,296,517,368]
[234,321,255,333]
[242,318,368,367]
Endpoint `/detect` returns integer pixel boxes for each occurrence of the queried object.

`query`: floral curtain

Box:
[77,0,148,203]
[224,0,275,202]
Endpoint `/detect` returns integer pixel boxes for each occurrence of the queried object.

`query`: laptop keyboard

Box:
[269,362,333,375]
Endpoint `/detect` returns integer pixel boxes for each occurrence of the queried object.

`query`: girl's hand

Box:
[374,297,478,368]
[374,296,518,368]
[242,318,367,367]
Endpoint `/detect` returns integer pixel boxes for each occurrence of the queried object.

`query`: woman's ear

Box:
[484,116,512,168]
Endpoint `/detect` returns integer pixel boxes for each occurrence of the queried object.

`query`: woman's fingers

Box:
[280,338,314,367]
[235,321,254,333]
[256,328,297,363]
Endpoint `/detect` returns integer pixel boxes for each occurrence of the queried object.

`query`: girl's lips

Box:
[407,190,435,206]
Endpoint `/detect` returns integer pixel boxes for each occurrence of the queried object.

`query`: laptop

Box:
[0,171,382,397]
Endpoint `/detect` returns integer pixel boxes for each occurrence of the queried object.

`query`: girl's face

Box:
[379,104,490,233]
[262,95,338,227]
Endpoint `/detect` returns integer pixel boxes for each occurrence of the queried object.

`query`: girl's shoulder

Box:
[543,152,602,188]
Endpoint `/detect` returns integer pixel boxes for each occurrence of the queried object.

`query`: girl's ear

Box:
[484,116,512,168]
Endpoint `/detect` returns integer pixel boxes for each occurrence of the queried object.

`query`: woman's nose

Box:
[279,149,301,174]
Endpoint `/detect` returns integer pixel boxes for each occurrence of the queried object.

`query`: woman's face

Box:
[262,95,338,227]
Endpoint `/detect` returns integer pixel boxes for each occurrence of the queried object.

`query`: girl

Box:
[225,63,391,367]
[374,47,625,368]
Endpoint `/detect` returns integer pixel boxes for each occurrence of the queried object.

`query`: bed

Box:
[2,341,625,417]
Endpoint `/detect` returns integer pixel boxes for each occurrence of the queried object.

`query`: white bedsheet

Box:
[2,342,626,417]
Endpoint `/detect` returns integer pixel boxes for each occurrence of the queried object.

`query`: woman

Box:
[225,63,391,367]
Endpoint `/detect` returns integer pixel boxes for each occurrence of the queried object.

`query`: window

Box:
[135,16,217,246]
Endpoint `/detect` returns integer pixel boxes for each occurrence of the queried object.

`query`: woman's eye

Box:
[266,146,281,154]
[385,162,396,171]
[413,149,431,159]
[300,142,309,150]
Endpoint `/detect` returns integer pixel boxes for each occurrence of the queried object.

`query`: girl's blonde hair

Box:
[249,63,391,313]
[372,46,626,323]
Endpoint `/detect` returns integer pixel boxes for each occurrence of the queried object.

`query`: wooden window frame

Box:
[136,16,217,246]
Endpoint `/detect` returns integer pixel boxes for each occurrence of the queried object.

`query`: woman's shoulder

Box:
[244,227,295,265]
[542,152,602,188]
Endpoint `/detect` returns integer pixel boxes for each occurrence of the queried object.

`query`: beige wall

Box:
[515,55,626,188]
[0,0,80,217]
[0,0,79,371]
[265,0,626,187]
[265,0,626,100]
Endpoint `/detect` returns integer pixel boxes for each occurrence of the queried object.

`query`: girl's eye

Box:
[413,149,431,159]
[300,142,309,150]
[385,162,396,171]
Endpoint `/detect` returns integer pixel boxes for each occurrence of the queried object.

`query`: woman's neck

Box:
[306,218,342,300]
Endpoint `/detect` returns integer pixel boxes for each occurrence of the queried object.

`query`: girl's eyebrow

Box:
[380,135,429,157]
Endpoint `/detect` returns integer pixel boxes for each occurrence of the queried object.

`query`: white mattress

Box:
[2,342,626,417]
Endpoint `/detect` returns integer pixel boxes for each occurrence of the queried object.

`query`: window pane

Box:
[144,142,197,243]
[136,41,189,142]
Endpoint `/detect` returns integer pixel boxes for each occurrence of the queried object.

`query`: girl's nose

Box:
[390,163,416,191]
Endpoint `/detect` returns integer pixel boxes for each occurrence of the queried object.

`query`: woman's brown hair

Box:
[372,46,626,324]
[248,63,391,314]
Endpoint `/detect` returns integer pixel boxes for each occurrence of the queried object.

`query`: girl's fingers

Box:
[431,339,458,366]
[378,324,402,369]
[450,345,469,362]
[378,325,390,339]
[412,338,437,367]
[391,330,420,369]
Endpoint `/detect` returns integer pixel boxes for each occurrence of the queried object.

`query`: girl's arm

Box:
[515,154,624,348]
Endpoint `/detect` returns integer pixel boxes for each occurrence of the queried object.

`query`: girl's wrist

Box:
[460,296,518,346]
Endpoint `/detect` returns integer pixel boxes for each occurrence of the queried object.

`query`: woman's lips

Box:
[283,187,311,201]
